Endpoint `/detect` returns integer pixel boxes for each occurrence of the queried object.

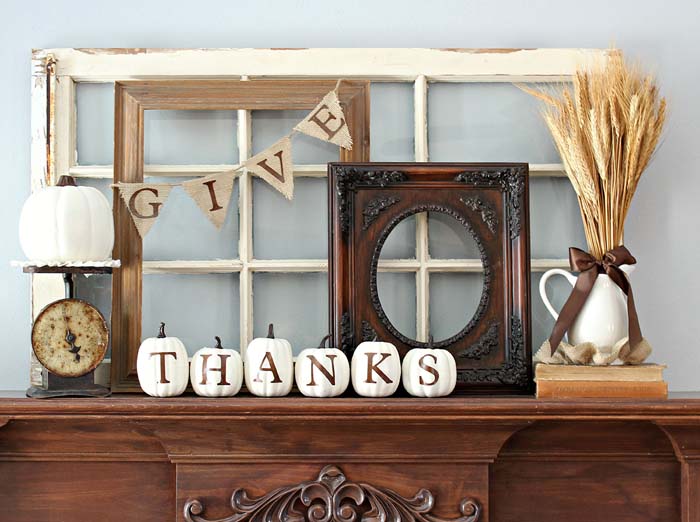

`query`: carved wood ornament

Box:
[184,465,481,522]
[329,163,532,394]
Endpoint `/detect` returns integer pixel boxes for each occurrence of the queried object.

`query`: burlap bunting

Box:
[182,170,238,229]
[244,136,294,200]
[116,183,173,238]
[294,90,353,150]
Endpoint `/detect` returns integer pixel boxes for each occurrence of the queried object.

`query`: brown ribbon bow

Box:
[547,245,642,351]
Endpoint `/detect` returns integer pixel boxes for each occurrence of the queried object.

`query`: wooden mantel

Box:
[1,393,699,522]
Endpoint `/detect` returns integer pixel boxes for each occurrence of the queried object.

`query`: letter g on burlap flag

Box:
[294,90,353,150]
[116,183,173,238]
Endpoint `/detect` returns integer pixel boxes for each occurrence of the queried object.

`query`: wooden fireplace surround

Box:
[1,394,699,522]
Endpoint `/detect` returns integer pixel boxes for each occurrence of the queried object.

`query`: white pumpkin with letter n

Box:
[136,322,189,397]
[401,339,457,398]
[295,335,350,398]
[244,324,293,397]
[351,337,401,397]
[190,336,243,397]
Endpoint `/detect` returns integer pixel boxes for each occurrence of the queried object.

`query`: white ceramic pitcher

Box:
[539,265,634,350]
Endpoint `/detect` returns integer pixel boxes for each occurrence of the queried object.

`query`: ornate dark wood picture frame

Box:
[329,163,532,394]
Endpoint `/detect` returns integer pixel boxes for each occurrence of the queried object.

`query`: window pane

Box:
[253,273,328,355]
[142,273,240,356]
[428,82,560,163]
[253,178,327,259]
[531,271,572,351]
[370,83,414,161]
[252,110,337,164]
[76,82,114,165]
[530,178,586,258]
[379,214,416,260]
[376,272,416,340]
[144,110,238,165]
[143,177,239,261]
[429,273,483,342]
[74,273,112,357]
[428,212,481,259]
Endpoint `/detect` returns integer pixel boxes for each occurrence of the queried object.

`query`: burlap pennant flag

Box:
[244,136,294,200]
[115,183,174,238]
[294,90,353,150]
[182,170,238,229]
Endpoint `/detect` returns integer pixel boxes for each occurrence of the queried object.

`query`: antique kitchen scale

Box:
[22,266,113,398]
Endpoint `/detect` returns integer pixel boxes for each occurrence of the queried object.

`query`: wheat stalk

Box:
[520,51,666,260]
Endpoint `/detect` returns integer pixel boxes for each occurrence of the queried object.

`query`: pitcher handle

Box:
[539,269,577,321]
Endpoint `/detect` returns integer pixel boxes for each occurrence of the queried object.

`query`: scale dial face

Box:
[31,298,109,377]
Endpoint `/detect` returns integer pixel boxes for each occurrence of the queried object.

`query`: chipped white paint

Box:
[68,164,330,179]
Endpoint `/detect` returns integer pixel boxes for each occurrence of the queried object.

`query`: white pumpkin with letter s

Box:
[401,340,457,398]
[190,336,243,397]
[351,338,401,397]
[244,324,293,397]
[295,335,350,398]
[137,322,189,397]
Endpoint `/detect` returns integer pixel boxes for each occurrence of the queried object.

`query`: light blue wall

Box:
[1,0,698,391]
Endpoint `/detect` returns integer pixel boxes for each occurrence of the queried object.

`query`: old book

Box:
[535,363,666,382]
[536,379,668,399]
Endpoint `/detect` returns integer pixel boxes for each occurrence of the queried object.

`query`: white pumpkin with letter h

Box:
[190,336,243,397]
[351,337,401,397]
[295,335,350,398]
[137,322,189,397]
[401,337,457,398]
[244,324,293,397]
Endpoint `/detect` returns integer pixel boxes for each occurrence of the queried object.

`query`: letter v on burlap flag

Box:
[294,90,353,150]
[244,136,294,200]
[182,169,238,229]
[115,183,173,238]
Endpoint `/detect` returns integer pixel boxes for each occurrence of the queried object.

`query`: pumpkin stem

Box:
[372,335,378,342]
[318,334,331,348]
[56,175,77,187]
[427,335,434,348]
[267,323,275,339]
[158,322,166,338]
[214,336,222,349]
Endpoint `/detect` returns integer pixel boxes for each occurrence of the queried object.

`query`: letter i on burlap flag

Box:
[294,90,353,150]
[116,183,173,238]
[244,136,294,200]
[182,170,238,229]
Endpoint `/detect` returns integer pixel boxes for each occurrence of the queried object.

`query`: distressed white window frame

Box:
[29,48,610,384]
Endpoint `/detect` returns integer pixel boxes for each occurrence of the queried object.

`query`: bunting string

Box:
[113,83,352,238]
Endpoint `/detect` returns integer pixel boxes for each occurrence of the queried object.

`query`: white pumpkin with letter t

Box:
[351,337,401,397]
[295,335,350,398]
[136,322,189,397]
[401,339,457,398]
[190,336,243,397]
[244,324,293,397]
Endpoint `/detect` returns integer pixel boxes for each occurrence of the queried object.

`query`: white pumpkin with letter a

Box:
[295,335,350,398]
[351,338,401,397]
[244,324,293,397]
[137,322,189,397]
[19,175,114,263]
[401,340,457,398]
[190,336,243,397]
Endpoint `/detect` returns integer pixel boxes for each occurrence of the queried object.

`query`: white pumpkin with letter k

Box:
[351,337,401,397]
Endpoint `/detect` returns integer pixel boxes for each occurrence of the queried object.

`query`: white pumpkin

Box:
[295,335,350,398]
[137,322,189,397]
[19,175,114,263]
[244,324,293,397]
[190,336,243,397]
[402,340,457,398]
[351,338,401,397]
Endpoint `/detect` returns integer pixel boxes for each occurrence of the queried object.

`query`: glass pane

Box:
[376,272,416,340]
[74,273,112,357]
[144,110,238,165]
[253,178,327,259]
[252,110,337,164]
[253,273,328,355]
[429,273,483,342]
[76,82,114,165]
[379,214,416,260]
[142,273,240,356]
[142,177,239,261]
[370,83,414,161]
[428,82,560,163]
[531,271,573,351]
[428,212,481,259]
[530,178,586,258]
